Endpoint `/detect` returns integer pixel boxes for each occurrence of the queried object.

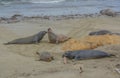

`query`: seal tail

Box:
[65,37,72,41]
[3,42,11,45]
[108,54,116,57]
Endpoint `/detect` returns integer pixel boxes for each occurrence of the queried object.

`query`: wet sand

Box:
[0,15,120,78]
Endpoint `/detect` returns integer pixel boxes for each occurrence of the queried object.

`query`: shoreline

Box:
[0,11,120,24]
[1,7,120,24]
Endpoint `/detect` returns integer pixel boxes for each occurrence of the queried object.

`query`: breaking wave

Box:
[29,0,65,3]
[0,0,66,5]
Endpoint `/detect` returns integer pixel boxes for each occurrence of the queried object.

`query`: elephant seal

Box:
[89,30,112,36]
[62,50,114,64]
[89,30,120,36]
[4,31,47,45]
[47,28,71,44]
[36,52,54,62]
[100,9,117,17]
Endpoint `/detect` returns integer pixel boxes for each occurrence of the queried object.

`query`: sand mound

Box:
[62,35,120,51]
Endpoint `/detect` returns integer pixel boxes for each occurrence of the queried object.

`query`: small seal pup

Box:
[4,31,47,45]
[36,52,54,62]
[62,50,114,64]
[47,28,71,44]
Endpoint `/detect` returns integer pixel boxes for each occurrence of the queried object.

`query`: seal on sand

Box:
[4,31,47,45]
[89,30,120,36]
[36,52,54,62]
[100,9,117,17]
[89,30,112,35]
[62,50,114,64]
[47,28,71,44]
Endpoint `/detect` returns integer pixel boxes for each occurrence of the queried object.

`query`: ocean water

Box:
[0,0,120,17]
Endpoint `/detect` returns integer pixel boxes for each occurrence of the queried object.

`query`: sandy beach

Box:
[0,15,120,78]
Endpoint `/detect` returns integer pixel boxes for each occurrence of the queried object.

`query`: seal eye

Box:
[48,28,52,31]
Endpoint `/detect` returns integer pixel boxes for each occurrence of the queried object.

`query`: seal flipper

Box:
[3,42,17,45]
[108,54,116,57]
[33,36,39,44]
[3,43,10,45]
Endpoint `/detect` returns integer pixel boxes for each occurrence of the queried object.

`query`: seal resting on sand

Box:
[89,30,120,36]
[36,52,54,62]
[62,50,114,64]
[47,28,71,44]
[100,9,117,17]
[89,30,112,35]
[4,31,47,45]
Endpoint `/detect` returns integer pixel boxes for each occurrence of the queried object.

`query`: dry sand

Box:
[0,16,120,78]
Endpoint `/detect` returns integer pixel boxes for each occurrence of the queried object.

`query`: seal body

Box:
[89,30,120,36]
[62,50,113,60]
[36,52,54,62]
[4,31,47,44]
[100,9,117,17]
[47,28,71,44]
[89,30,112,36]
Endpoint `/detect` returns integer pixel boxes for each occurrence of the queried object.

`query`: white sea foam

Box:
[29,0,65,3]
[0,0,66,5]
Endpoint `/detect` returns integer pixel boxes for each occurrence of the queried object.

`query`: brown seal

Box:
[47,28,71,44]
[36,52,54,62]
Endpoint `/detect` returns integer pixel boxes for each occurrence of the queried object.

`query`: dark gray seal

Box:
[89,30,112,36]
[89,30,120,36]
[100,9,117,17]
[4,31,47,45]
[62,50,114,60]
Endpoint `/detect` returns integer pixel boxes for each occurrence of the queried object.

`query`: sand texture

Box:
[62,34,120,51]
[0,16,120,78]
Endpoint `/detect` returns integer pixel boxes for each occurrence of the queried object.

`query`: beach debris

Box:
[115,68,120,74]
[48,28,71,44]
[115,64,120,74]
[63,56,67,64]
[79,67,83,73]
[62,50,114,61]
[0,14,24,23]
[100,9,117,17]
[10,14,24,22]
[36,52,54,62]
[73,64,84,73]
[4,31,47,45]
[62,34,120,51]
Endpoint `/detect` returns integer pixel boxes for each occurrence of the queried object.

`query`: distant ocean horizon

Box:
[0,0,120,17]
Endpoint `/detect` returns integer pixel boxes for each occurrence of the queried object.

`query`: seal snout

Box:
[48,28,52,32]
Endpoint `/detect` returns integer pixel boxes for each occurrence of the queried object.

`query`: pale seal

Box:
[36,52,54,62]
[47,28,71,44]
